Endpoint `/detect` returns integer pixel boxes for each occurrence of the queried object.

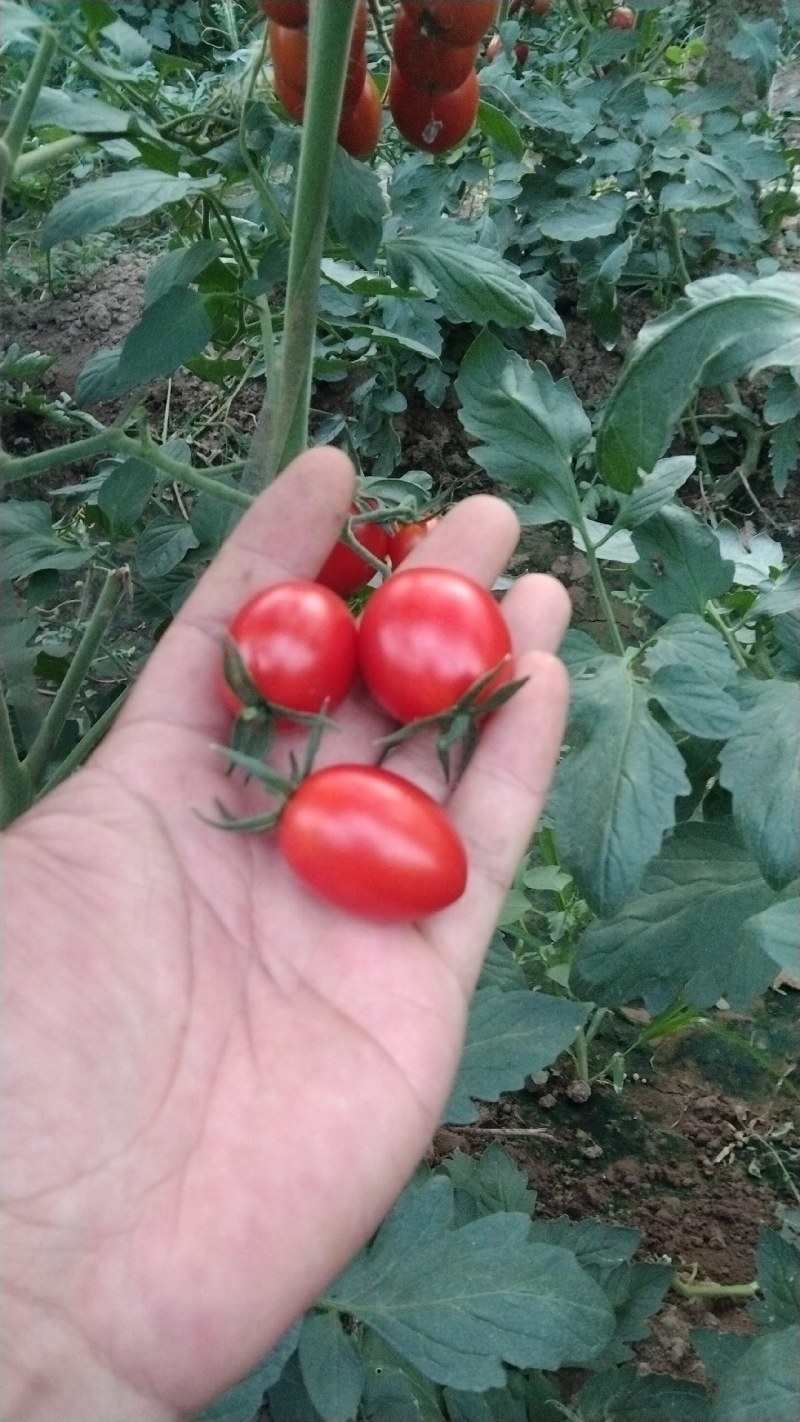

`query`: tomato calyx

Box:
[222,637,338,762]
[203,705,330,835]
[377,656,528,782]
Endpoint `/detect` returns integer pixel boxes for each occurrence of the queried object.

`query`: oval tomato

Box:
[316,503,390,596]
[272,63,305,121]
[608,6,636,28]
[386,517,440,567]
[402,0,498,46]
[392,6,479,92]
[278,764,467,919]
[225,581,358,714]
[358,567,512,722]
[389,66,479,153]
[260,0,308,27]
[337,72,383,158]
[270,18,367,115]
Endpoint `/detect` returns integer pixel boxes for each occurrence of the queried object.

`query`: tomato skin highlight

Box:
[226,581,358,714]
[358,567,513,722]
[402,0,498,46]
[316,503,390,596]
[389,66,479,153]
[392,6,479,92]
[386,517,440,567]
[278,765,468,920]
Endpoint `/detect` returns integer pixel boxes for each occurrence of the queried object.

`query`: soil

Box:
[2,249,799,1392]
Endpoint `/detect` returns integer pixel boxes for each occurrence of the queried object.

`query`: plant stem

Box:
[705,603,749,672]
[0,26,56,211]
[0,685,33,830]
[34,687,131,799]
[573,1027,590,1082]
[572,502,627,656]
[23,570,126,792]
[671,1273,759,1300]
[13,134,88,176]
[664,211,692,290]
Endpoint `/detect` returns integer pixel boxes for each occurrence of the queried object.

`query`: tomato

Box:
[392,6,479,92]
[386,517,440,567]
[260,0,308,27]
[531,0,552,15]
[272,63,305,122]
[278,764,467,919]
[358,567,512,722]
[337,72,383,158]
[225,581,358,714]
[608,6,636,28]
[401,0,498,47]
[270,18,367,115]
[389,67,479,153]
[316,503,389,596]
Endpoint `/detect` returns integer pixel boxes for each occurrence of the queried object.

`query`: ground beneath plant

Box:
[2,251,799,1389]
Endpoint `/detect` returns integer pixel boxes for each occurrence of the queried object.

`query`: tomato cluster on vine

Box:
[212,506,522,922]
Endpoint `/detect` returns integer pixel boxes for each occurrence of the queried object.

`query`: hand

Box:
[2,449,570,1421]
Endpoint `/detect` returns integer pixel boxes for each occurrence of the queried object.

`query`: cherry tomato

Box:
[270,18,367,115]
[386,517,440,568]
[608,6,636,28]
[260,0,308,27]
[402,0,498,47]
[278,764,468,920]
[337,72,383,158]
[225,581,358,714]
[358,567,513,722]
[392,6,479,92]
[389,66,479,153]
[316,503,390,596]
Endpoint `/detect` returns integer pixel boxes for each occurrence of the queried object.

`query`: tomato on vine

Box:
[392,6,479,92]
[608,6,636,28]
[402,0,498,47]
[316,502,389,596]
[224,581,358,716]
[337,72,383,158]
[389,66,479,153]
[269,16,367,116]
[260,0,308,27]
[386,517,440,568]
[277,764,468,920]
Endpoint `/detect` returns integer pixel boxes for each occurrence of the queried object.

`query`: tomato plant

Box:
[269,16,367,115]
[388,66,479,153]
[402,0,499,47]
[392,6,480,92]
[358,567,512,722]
[259,0,308,27]
[225,581,358,715]
[316,503,390,595]
[336,72,383,158]
[386,518,440,567]
[277,764,468,920]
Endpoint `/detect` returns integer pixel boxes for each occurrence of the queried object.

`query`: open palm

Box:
[2,450,570,1421]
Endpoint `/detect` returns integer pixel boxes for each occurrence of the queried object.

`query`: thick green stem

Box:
[664,211,692,290]
[0,26,56,209]
[572,500,627,656]
[0,686,33,829]
[14,134,88,176]
[23,570,126,791]
[705,603,749,672]
[34,687,130,799]
[671,1274,759,1300]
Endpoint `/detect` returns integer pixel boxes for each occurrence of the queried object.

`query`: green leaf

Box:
[135,518,199,579]
[29,85,132,134]
[266,1351,323,1422]
[708,1325,800,1422]
[443,988,593,1125]
[591,1261,672,1367]
[727,18,781,99]
[118,287,213,386]
[195,1322,301,1420]
[297,1311,363,1422]
[632,505,735,619]
[329,1176,614,1389]
[329,148,384,269]
[718,679,800,888]
[100,15,151,65]
[549,651,690,916]
[575,821,779,1013]
[143,241,226,307]
[751,1227,800,1329]
[597,273,800,491]
[642,614,739,684]
[647,664,742,739]
[359,1334,444,1422]
[386,228,563,333]
[578,1366,711,1422]
[616,456,696,528]
[0,501,92,579]
[42,170,219,249]
[476,100,526,159]
[740,899,800,979]
[528,1217,640,1284]
[456,330,590,521]
[0,1,41,38]
[74,346,129,404]
[538,192,627,242]
[477,936,528,993]
[443,1144,536,1220]
[442,1383,527,1422]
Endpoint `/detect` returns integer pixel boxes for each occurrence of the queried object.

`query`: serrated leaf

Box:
[29,85,131,134]
[42,170,219,248]
[443,988,592,1124]
[708,1325,800,1422]
[647,664,742,738]
[597,273,800,491]
[135,518,199,579]
[727,18,781,99]
[549,653,690,916]
[97,457,156,530]
[195,1321,301,1420]
[117,287,212,387]
[360,1333,444,1422]
[74,345,130,404]
[266,1351,323,1422]
[143,241,225,307]
[456,330,589,520]
[642,614,738,684]
[476,100,526,159]
[632,506,735,619]
[538,192,627,242]
[769,419,800,496]
[0,501,92,579]
[477,936,528,993]
[740,899,800,980]
[718,679,800,888]
[329,1177,613,1389]
[578,1366,711,1422]
[442,1384,527,1422]
[751,1227,800,1329]
[591,1261,672,1367]
[616,456,696,528]
[443,1144,536,1220]
[528,1217,640,1283]
[329,148,384,269]
[297,1311,363,1422]
[575,821,779,1013]
[714,523,785,586]
[386,229,563,333]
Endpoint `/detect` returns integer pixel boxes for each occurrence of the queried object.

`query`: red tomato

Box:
[402,0,498,46]
[278,764,467,919]
[260,0,308,27]
[358,567,512,722]
[531,0,552,15]
[316,504,390,596]
[608,6,636,28]
[389,66,479,153]
[270,18,367,115]
[337,72,383,158]
[386,517,440,567]
[273,63,305,122]
[392,6,479,92]
[487,32,529,63]
[225,581,357,714]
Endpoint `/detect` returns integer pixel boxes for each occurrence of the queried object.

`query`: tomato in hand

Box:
[386,517,440,568]
[392,6,479,92]
[402,0,498,47]
[608,6,635,28]
[316,503,390,596]
[337,72,383,158]
[358,567,512,722]
[389,67,479,153]
[225,581,358,715]
[278,764,468,919]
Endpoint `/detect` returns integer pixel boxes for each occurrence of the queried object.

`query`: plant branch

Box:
[0,25,56,211]
[671,1272,759,1300]
[0,685,33,830]
[34,686,131,799]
